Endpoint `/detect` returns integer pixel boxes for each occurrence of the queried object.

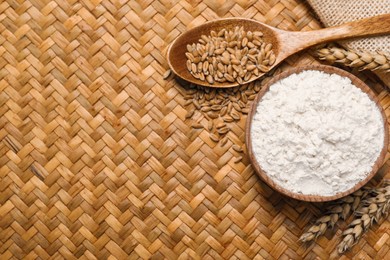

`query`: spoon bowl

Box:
[167,18,280,88]
[167,15,390,88]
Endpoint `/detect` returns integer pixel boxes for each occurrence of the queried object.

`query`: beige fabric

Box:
[308,0,390,55]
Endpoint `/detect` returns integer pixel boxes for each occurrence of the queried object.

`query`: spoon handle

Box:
[278,14,390,58]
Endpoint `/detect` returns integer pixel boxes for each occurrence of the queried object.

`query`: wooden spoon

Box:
[167,14,390,88]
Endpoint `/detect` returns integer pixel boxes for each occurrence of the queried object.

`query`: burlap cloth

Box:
[308,0,390,54]
[308,0,390,84]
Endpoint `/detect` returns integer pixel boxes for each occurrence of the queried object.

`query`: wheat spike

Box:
[299,187,371,242]
[338,181,390,253]
[314,45,390,73]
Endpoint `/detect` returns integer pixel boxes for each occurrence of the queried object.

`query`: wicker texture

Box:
[0,0,390,259]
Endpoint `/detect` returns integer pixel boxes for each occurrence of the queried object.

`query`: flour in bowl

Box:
[250,70,384,196]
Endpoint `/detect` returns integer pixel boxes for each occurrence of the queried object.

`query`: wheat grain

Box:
[163,69,171,79]
[183,69,281,147]
[234,156,243,163]
[232,144,243,153]
[185,26,275,84]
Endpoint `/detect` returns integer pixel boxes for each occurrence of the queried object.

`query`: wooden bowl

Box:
[245,65,389,202]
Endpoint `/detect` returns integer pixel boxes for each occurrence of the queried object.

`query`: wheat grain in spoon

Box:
[167,14,390,88]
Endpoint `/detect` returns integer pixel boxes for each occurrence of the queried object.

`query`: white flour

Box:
[250,70,384,196]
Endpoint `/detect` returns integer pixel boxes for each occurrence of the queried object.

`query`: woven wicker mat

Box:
[1,0,390,259]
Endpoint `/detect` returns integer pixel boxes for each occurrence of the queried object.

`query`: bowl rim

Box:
[245,64,389,202]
